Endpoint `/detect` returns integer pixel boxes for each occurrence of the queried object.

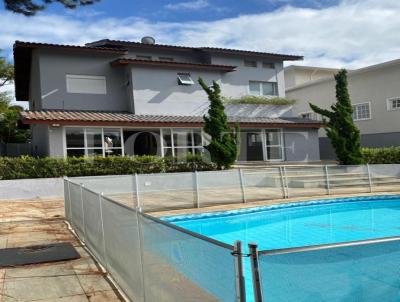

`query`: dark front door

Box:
[246,132,264,161]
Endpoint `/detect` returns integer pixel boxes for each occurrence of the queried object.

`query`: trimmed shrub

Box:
[0,154,217,180]
[362,147,400,164]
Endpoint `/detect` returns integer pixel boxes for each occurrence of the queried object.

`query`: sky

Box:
[1,0,400,103]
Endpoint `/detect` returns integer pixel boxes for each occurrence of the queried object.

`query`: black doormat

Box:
[0,242,80,268]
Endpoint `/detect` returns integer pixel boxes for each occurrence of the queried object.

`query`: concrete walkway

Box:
[0,199,124,302]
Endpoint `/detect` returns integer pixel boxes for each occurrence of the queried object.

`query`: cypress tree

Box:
[199,78,239,169]
[310,69,364,164]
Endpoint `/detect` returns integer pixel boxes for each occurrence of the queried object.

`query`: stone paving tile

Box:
[88,290,123,302]
[0,199,124,302]
[2,275,85,302]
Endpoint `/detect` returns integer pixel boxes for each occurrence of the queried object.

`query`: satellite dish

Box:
[141,36,156,45]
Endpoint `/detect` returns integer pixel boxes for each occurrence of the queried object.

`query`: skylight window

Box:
[177,73,194,85]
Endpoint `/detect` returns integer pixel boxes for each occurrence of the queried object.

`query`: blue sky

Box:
[44,0,340,22]
[1,0,400,81]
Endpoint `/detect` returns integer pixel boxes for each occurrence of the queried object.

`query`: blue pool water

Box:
[164,195,400,301]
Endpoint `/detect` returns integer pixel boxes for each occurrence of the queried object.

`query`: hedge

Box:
[0,154,217,180]
[362,147,400,164]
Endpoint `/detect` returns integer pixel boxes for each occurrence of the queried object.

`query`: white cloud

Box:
[0,0,399,70]
[164,0,210,11]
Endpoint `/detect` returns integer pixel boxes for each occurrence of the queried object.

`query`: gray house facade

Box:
[14,39,322,162]
[286,60,400,159]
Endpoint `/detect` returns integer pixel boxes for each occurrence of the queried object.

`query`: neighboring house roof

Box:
[286,58,400,92]
[20,110,323,128]
[111,58,236,72]
[284,65,340,72]
[87,39,304,61]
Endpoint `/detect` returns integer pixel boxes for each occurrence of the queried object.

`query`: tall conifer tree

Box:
[199,78,239,169]
[310,69,363,164]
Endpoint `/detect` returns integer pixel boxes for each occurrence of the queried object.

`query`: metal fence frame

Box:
[252,236,400,302]
[64,178,247,302]
[65,164,400,302]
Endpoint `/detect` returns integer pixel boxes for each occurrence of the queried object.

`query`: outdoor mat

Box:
[0,242,80,267]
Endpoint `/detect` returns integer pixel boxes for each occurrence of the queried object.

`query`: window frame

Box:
[66,74,107,95]
[262,129,284,161]
[248,81,278,96]
[387,97,400,111]
[262,62,275,69]
[160,128,204,158]
[64,127,124,158]
[352,101,372,121]
[177,73,195,85]
[244,60,257,68]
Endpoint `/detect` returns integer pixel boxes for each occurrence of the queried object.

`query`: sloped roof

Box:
[20,110,323,128]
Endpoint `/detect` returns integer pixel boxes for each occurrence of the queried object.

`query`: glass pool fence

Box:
[64,164,400,301]
[65,178,246,302]
[70,164,400,212]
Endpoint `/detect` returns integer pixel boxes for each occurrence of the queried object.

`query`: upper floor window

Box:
[387,97,400,111]
[244,60,257,68]
[159,57,174,62]
[177,73,194,85]
[249,81,278,96]
[263,62,275,69]
[352,102,371,121]
[66,75,106,95]
[136,55,152,60]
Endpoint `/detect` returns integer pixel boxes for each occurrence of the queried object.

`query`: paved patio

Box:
[0,199,124,302]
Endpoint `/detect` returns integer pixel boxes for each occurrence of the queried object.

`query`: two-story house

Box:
[14,38,322,162]
[286,61,400,159]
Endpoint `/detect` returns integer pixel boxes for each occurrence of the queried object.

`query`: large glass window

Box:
[65,127,124,157]
[161,129,203,158]
[249,81,278,96]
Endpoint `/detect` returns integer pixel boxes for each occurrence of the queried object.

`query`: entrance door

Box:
[246,132,264,161]
[123,130,159,156]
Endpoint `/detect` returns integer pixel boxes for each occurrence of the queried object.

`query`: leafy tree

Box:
[310,69,364,165]
[0,55,13,87]
[199,78,239,169]
[0,52,29,143]
[4,0,100,16]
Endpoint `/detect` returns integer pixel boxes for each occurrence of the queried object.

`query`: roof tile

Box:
[20,110,322,128]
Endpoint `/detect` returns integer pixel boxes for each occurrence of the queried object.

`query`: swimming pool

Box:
[164,195,400,301]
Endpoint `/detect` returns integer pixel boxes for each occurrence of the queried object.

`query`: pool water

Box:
[164,195,400,301]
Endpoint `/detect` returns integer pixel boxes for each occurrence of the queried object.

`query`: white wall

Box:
[0,178,64,200]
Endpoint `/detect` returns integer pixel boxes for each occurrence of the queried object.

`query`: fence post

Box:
[194,171,200,208]
[283,166,289,198]
[98,192,109,271]
[238,169,246,203]
[135,173,141,208]
[279,167,286,199]
[233,241,246,302]
[80,183,86,243]
[325,165,331,195]
[64,177,71,221]
[249,243,263,302]
[366,164,373,193]
[136,208,147,301]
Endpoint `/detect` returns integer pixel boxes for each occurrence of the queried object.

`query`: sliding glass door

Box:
[264,129,284,161]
